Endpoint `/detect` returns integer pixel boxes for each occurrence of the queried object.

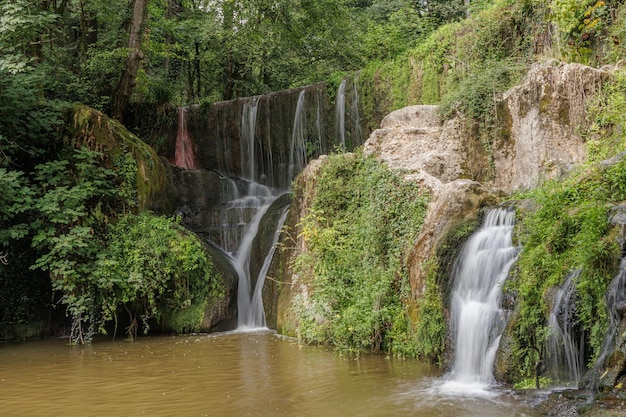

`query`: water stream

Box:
[586,257,626,390]
[351,77,362,145]
[335,79,347,150]
[288,90,308,185]
[441,208,519,395]
[545,269,584,386]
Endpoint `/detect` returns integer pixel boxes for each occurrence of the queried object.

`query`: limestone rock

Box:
[267,157,329,334]
[200,241,238,332]
[493,62,610,193]
[364,105,465,192]
[406,179,493,300]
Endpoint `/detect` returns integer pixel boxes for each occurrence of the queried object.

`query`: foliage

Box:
[0,0,57,74]
[0,71,65,168]
[440,58,525,122]
[508,162,623,379]
[0,169,34,245]
[92,213,222,337]
[514,376,552,389]
[549,0,620,64]
[410,260,448,363]
[292,151,429,356]
[26,146,138,342]
[357,0,534,133]
[585,68,626,163]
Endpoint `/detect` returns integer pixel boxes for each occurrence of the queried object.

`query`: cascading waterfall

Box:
[288,90,308,185]
[335,79,347,150]
[442,208,518,394]
[545,269,584,386]
[240,96,261,183]
[240,205,290,329]
[173,107,199,169]
[217,177,283,331]
[585,257,626,390]
[315,89,323,153]
[351,78,362,145]
[214,94,291,330]
[230,187,283,330]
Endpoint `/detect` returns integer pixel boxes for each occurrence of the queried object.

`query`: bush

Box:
[92,212,223,337]
[508,163,622,379]
[293,151,430,356]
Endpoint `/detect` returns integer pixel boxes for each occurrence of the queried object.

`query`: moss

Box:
[503,161,625,381]
[63,105,170,211]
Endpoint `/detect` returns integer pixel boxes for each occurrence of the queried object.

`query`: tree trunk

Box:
[112,0,148,122]
[464,0,470,19]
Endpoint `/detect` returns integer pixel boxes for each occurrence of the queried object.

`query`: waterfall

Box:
[232,190,276,330]
[335,79,346,150]
[213,97,289,330]
[315,89,323,154]
[288,90,308,185]
[605,258,626,337]
[351,78,362,145]
[240,96,261,183]
[585,258,626,390]
[545,269,584,386]
[243,205,290,329]
[173,107,199,169]
[212,177,285,330]
[442,208,518,394]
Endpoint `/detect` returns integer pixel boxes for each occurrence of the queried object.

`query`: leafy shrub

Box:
[508,163,623,379]
[93,213,223,337]
[293,151,430,356]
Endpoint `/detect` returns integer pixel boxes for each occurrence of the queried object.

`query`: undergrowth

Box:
[292,151,431,357]
[507,153,626,380]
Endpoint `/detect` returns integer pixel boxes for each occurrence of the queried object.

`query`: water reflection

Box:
[0,332,539,417]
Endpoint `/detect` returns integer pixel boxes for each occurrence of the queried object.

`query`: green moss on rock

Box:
[63,105,173,212]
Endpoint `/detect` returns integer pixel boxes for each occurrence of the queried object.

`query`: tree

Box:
[112,0,149,121]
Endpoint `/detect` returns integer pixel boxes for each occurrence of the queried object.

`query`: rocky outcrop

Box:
[200,242,238,332]
[167,81,365,190]
[363,105,465,193]
[264,158,327,334]
[268,62,615,380]
[493,61,610,193]
[364,105,494,303]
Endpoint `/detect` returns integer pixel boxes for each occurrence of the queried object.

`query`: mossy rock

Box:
[62,105,175,212]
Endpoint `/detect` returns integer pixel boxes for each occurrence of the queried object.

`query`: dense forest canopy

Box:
[0,0,472,120]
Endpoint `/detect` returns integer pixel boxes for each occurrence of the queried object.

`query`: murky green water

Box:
[0,331,539,417]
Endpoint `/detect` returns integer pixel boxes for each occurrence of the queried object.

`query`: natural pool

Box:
[0,331,539,417]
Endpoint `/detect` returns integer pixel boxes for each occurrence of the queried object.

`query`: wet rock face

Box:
[493,62,610,193]
[591,317,626,392]
[172,82,366,190]
[200,242,238,332]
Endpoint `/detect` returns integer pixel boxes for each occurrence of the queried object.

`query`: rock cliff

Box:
[270,61,616,376]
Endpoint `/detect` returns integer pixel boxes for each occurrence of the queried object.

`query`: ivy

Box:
[293,151,429,356]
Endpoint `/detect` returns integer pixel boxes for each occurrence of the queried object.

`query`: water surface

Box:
[0,331,539,417]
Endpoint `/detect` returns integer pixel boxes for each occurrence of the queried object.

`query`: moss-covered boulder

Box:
[64,105,178,213]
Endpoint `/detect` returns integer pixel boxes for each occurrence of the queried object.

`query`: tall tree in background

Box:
[112,0,149,121]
